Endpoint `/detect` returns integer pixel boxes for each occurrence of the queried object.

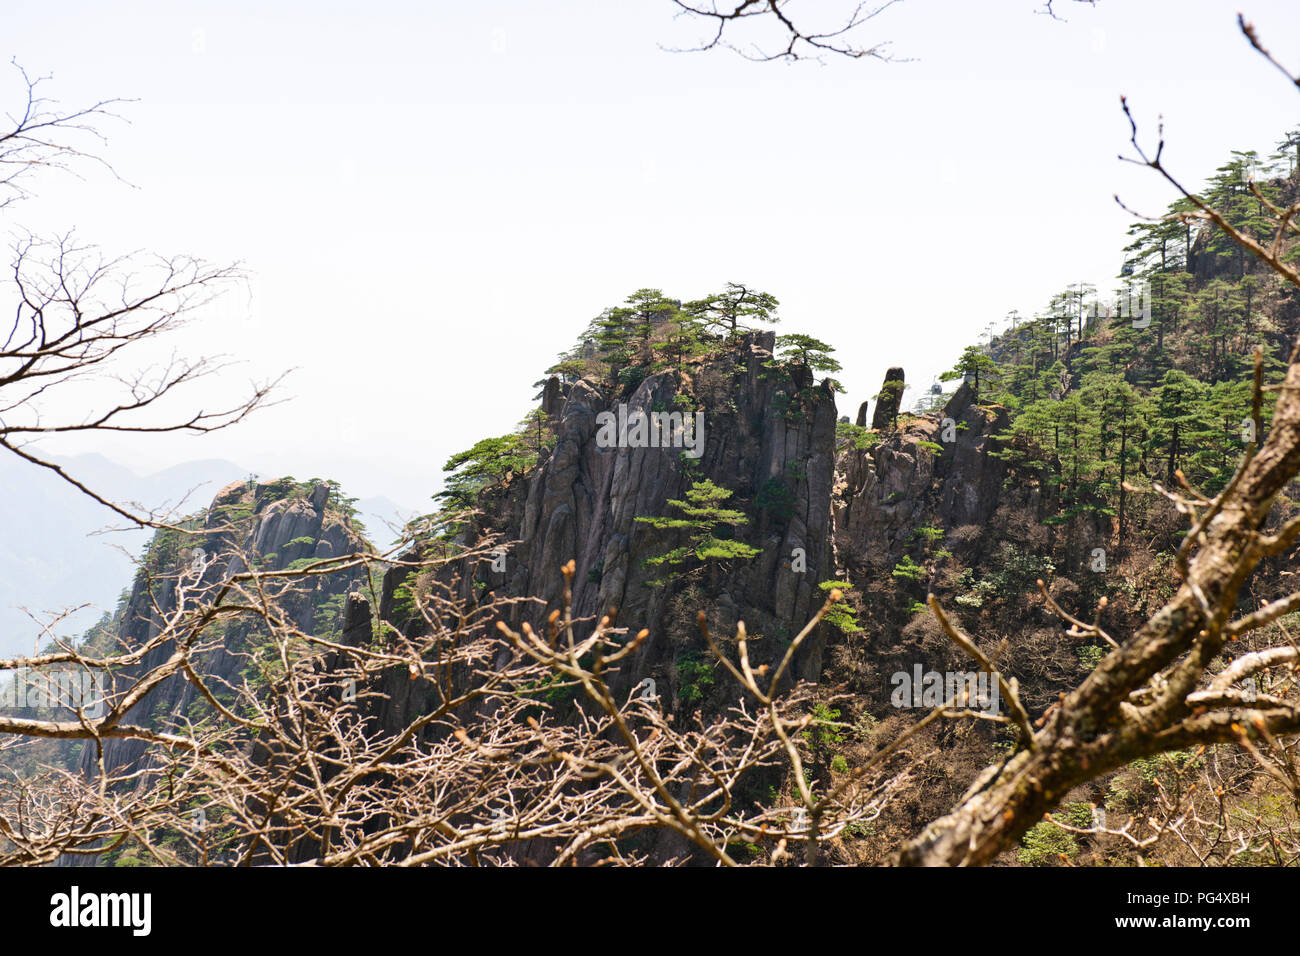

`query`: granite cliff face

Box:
[834,382,1010,576]
[383,331,839,716]
[373,331,1044,736]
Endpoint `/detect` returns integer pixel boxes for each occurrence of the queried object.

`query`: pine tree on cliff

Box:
[593,306,636,384]
[517,408,555,457]
[652,310,712,381]
[635,479,760,588]
[624,288,676,343]
[940,344,997,395]
[437,433,537,512]
[772,333,838,371]
[685,282,780,338]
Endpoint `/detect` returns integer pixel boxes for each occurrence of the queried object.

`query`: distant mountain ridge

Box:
[0,454,411,656]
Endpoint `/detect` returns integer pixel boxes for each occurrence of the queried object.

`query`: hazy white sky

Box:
[7,0,1300,511]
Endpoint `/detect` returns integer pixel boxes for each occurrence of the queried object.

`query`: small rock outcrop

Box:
[871,367,906,431]
[835,383,1007,574]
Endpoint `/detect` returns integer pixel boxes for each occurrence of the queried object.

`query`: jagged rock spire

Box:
[871,367,905,431]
